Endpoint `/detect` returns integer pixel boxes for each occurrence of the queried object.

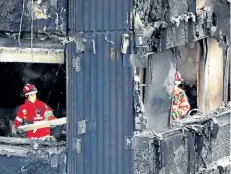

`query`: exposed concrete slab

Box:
[0,47,64,64]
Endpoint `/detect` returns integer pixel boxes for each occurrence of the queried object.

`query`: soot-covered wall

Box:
[0,0,67,35]
[134,117,230,174]
[0,63,66,112]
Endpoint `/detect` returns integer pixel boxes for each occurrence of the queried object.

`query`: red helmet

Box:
[23,84,38,96]
[175,72,183,84]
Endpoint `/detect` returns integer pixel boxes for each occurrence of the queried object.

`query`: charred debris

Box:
[132,0,230,173]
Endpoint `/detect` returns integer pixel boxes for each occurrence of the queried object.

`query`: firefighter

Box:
[15,84,56,139]
[171,72,190,120]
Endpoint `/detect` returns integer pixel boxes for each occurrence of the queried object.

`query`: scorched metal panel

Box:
[67,31,134,174]
[144,50,176,132]
[68,0,133,32]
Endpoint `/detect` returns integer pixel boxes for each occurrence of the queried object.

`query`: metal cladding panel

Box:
[144,50,176,132]
[67,31,133,174]
[68,0,132,32]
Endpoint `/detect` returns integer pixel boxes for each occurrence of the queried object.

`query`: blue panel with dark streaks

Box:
[67,31,134,174]
[68,0,133,31]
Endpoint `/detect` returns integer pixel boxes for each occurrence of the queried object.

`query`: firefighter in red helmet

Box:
[15,84,56,139]
[171,72,190,120]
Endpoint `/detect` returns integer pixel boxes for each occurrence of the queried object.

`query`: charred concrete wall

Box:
[0,140,66,174]
[196,0,230,44]
[0,0,67,35]
[134,111,231,174]
[133,0,230,55]
[0,0,67,49]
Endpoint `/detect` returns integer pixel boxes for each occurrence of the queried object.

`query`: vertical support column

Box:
[223,48,230,105]
[203,38,224,112]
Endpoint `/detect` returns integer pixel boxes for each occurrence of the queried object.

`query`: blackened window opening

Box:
[179,81,198,114]
[0,62,66,138]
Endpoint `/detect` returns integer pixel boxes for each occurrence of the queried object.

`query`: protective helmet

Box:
[23,84,38,96]
[175,72,183,85]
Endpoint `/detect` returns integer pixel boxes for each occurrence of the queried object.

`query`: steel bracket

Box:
[123,54,148,67]
[135,117,147,130]
[72,56,81,72]
[135,34,148,48]
[121,33,129,54]
[77,119,96,135]
[153,138,168,170]
[73,138,82,153]
[74,32,86,53]
[125,136,149,149]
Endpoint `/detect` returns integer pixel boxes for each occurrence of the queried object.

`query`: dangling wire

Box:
[31,0,34,59]
[18,0,26,48]
[46,63,62,103]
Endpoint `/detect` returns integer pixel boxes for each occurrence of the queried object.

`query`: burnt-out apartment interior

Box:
[0,62,66,139]
[136,38,230,126]
[0,0,67,141]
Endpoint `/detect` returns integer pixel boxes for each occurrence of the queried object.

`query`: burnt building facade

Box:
[0,0,229,174]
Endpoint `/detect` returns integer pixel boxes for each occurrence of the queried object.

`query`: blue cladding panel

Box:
[67,31,134,174]
[68,0,132,31]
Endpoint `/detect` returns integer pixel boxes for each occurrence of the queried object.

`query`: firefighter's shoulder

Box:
[17,104,27,114]
[37,100,50,109]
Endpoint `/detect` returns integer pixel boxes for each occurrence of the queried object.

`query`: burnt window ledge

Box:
[171,108,230,129]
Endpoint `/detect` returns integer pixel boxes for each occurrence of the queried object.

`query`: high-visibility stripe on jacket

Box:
[172,86,190,119]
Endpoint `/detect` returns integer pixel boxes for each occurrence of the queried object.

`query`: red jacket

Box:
[15,99,55,139]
